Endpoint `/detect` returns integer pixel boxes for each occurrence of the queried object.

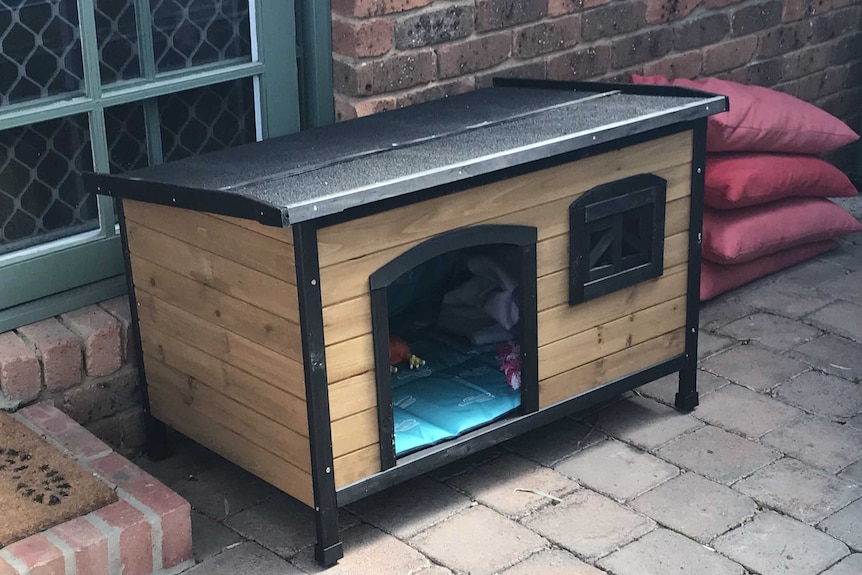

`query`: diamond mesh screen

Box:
[0,115,96,255]
[159,78,256,162]
[151,0,251,73]
[95,0,141,85]
[105,102,148,174]
[0,0,84,107]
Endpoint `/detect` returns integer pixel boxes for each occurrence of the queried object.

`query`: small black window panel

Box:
[569,174,667,305]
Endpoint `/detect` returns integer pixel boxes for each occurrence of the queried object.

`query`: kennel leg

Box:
[144,414,171,460]
[675,361,699,412]
[314,503,343,567]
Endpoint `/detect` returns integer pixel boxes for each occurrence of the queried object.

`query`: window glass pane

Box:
[151,0,251,74]
[0,115,96,255]
[95,0,141,85]
[106,102,148,174]
[0,0,85,107]
[159,77,255,162]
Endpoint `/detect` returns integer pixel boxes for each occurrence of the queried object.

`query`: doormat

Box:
[0,411,117,547]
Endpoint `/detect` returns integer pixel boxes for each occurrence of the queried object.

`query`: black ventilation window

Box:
[569,174,667,305]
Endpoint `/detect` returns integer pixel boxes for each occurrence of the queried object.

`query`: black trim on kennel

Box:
[370,225,539,470]
[570,174,667,305]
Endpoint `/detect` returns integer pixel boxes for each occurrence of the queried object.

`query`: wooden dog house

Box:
[88,79,726,566]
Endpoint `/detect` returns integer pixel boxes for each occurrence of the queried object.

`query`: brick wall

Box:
[0,297,143,456]
[331,0,862,165]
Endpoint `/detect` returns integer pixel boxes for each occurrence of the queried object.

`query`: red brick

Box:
[514,14,581,59]
[673,13,731,51]
[16,403,111,459]
[380,0,435,15]
[4,534,64,575]
[17,318,82,392]
[549,0,612,15]
[61,306,121,377]
[832,32,862,65]
[702,35,758,74]
[718,57,782,86]
[782,44,833,80]
[702,0,747,7]
[354,95,398,117]
[0,331,41,402]
[812,6,862,42]
[646,0,702,23]
[547,45,612,80]
[335,50,436,96]
[97,296,133,364]
[474,61,545,88]
[476,0,546,32]
[334,95,359,121]
[159,504,192,568]
[394,4,475,49]
[437,32,513,79]
[643,50,703,78]
[332,0,379,18]
[782,0,833,21]
[581,1,646,41]
[51,517,109,575]
[731,1,783,36]
[62,365,139,424]
[757,20,813,58]
[332,17,393,58]
[397,77,476,106]
[0,558,16,575]
[95,501,153,575]
[612,27,673,69]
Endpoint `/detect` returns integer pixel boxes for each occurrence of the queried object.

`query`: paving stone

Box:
[638,370,728,405]
[630,473,757,543]
[719,313,821,351]
[735,458,862,524]
[698,332,737,360]
[410,506,545,575]
[819,269,862,305]
[556,440,679,500]
[173,458,278,520]
[693,384,801,438]
[656,426,780,485]
[447,453,578,517]
[186,542,302,575]
[596,395,703,449]
[808,301,862,342]
[700,345,808,391]
[851,411,862,429]
[791,334,862,380]
[504,417,605,466]
[779,257,852,288]
[699,299,756,332]
[415,567,454,575]
[820,499,862,551]
[136,434,222,487]
[761,417,862,473]
[736,279,836,319]
[598,528,744,575]
[840,460,862,484]
[224,492,355,558]
[294,524,431,575]
[428,445,506,481]
[822,553,862,575]
[523,489,655,561]
[348,475,471,539]
[774,371,862,419]
[190,511,243,562]
[713,511,849,575]
[499,549,606,575]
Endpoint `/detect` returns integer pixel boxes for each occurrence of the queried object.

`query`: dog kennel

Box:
[88,79,726,566]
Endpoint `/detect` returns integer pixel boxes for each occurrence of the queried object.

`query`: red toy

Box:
[389,336,425,373]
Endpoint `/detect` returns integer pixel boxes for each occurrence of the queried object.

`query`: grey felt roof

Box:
[90,80,726,226]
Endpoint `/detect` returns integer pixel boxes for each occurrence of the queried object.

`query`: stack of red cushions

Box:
[631,75,861,300]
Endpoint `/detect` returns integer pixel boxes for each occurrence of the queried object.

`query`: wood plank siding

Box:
[317,131,694,486]
[123,200,313,506]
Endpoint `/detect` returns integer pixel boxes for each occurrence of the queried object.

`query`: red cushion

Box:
[701,241,838,301]
[705,153,858,209]
[702,198,862,264]
[631,75,859,154]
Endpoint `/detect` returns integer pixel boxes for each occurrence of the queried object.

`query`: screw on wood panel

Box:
[326,467,331,473]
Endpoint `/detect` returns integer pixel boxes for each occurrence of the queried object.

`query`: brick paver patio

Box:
[139,196,862,574]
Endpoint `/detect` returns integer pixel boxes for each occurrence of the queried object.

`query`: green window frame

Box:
[0,0,331,333]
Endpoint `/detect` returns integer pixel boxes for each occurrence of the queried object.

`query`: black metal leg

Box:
[675,361,699,412]
[144,414,171,460]
[314,506,343,566]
